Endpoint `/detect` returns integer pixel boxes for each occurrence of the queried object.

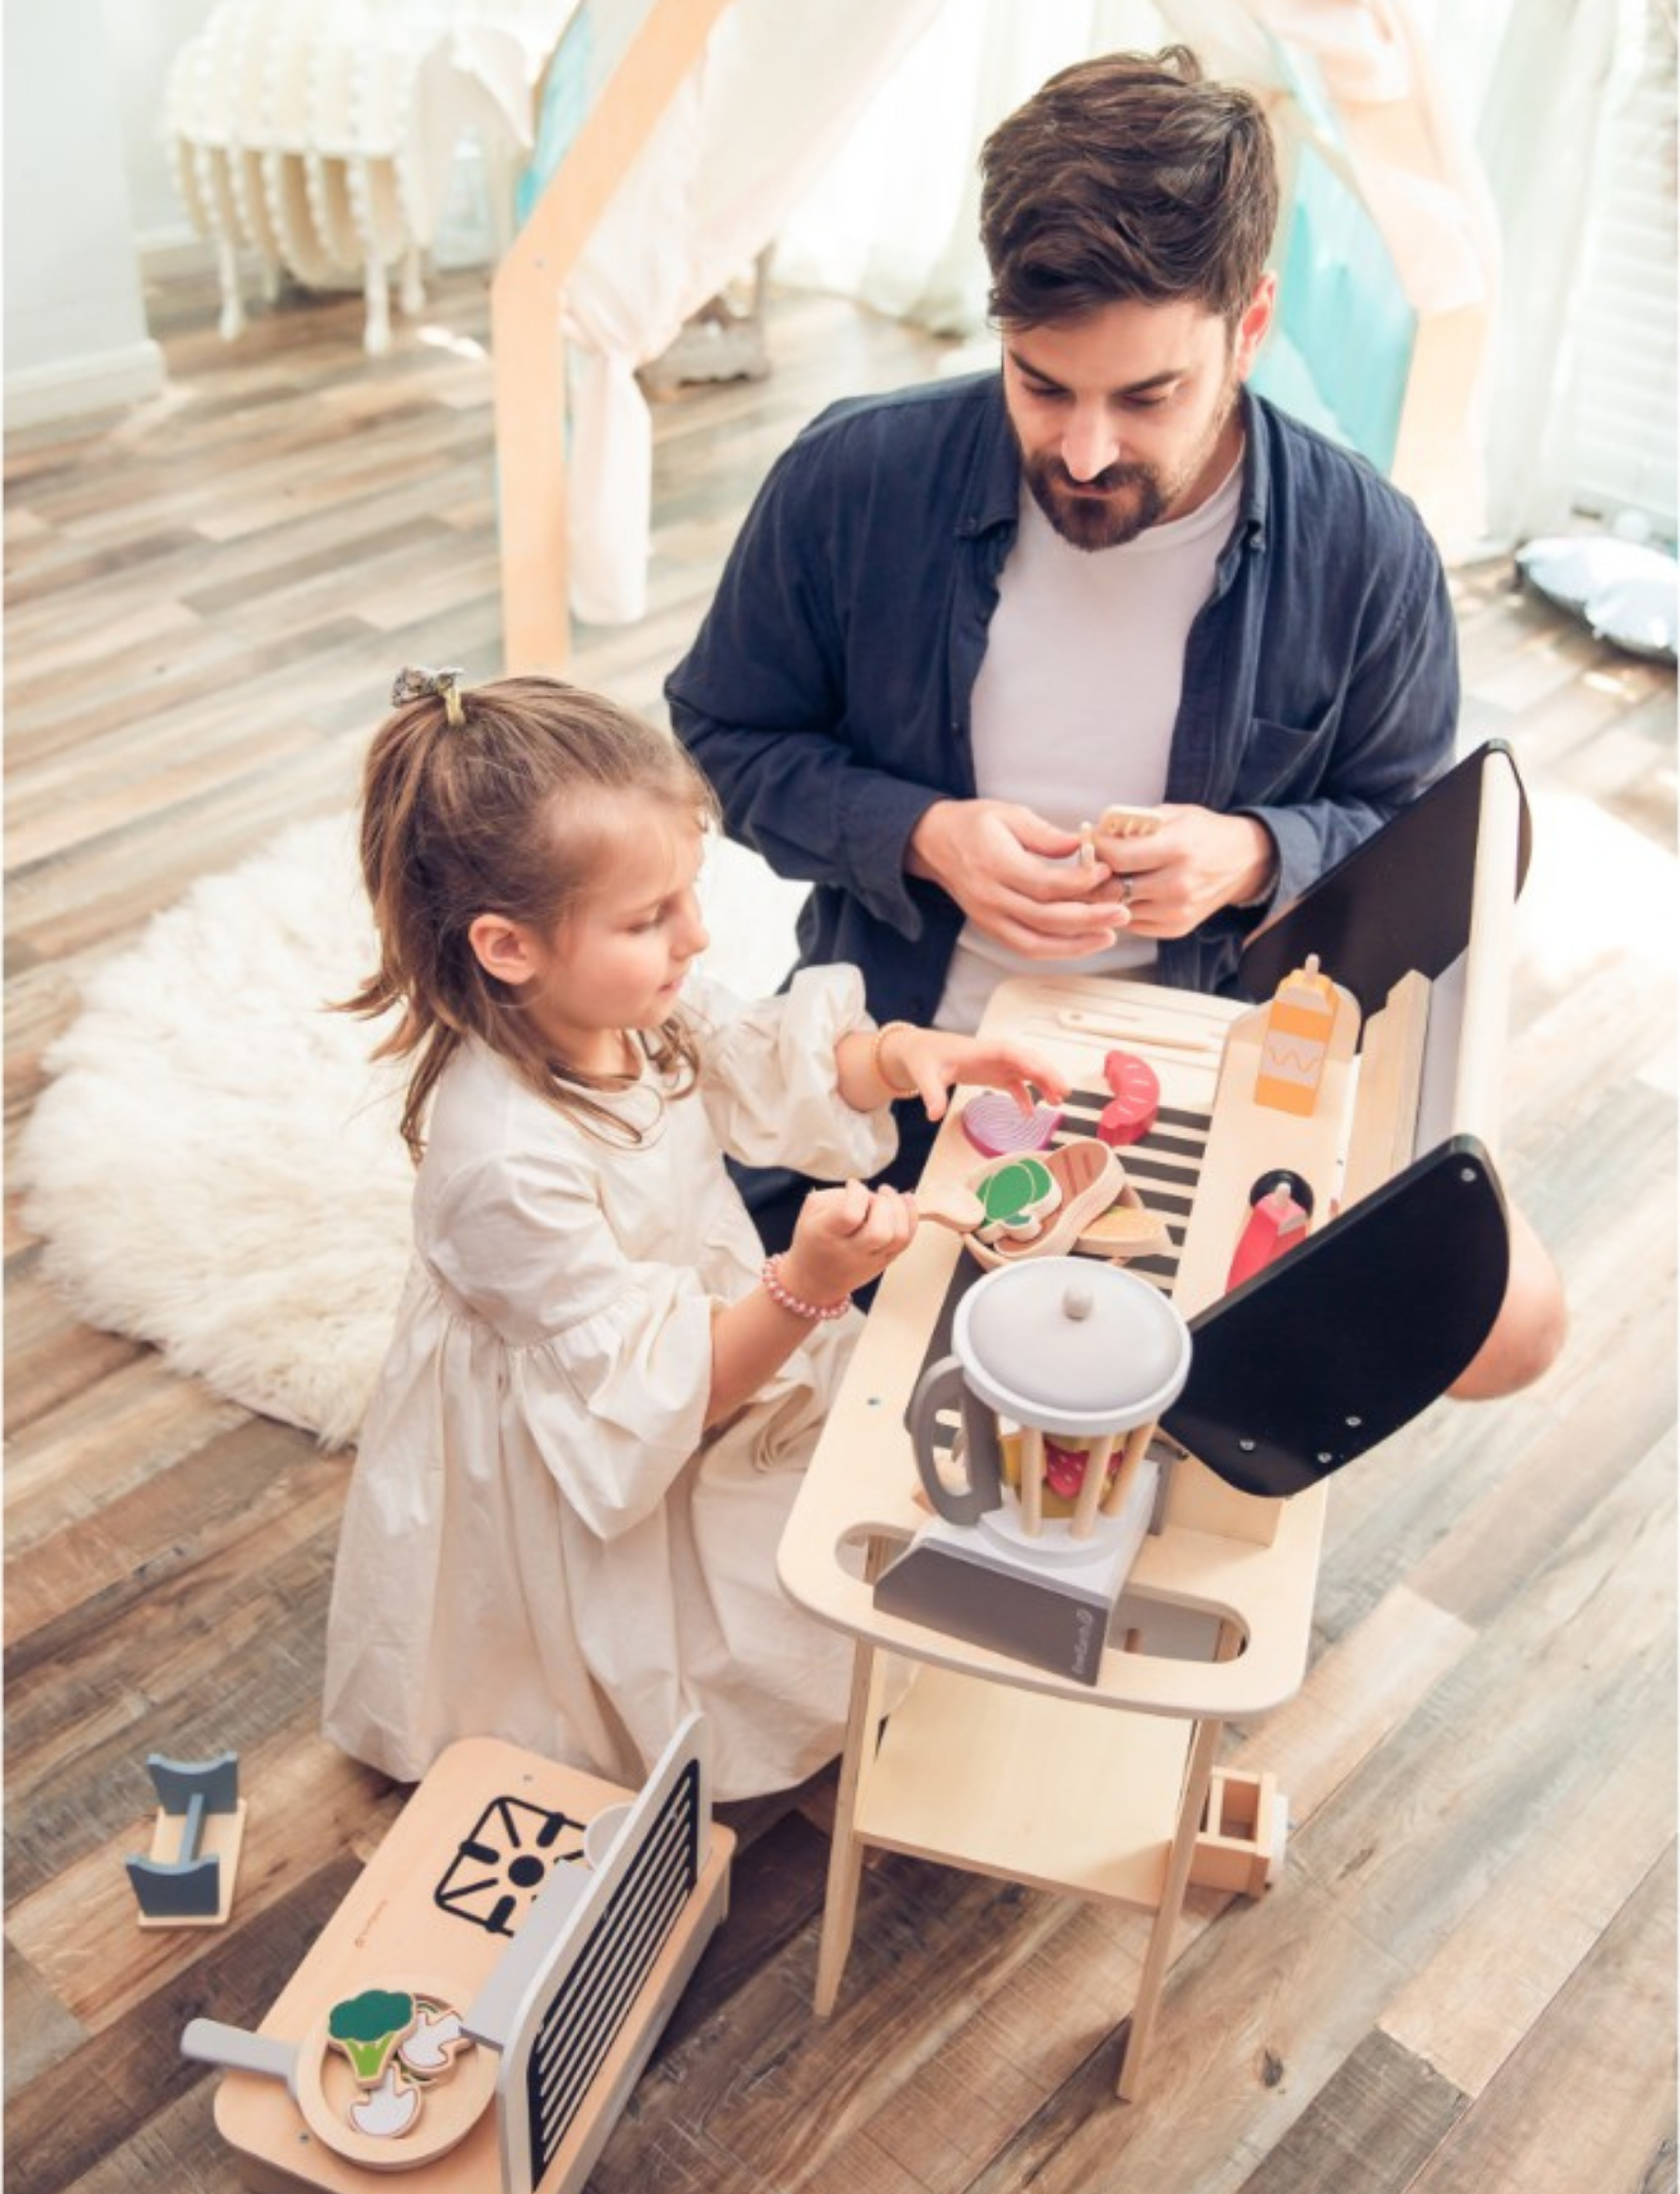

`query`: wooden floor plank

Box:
[5,1857,361,2194]
[1379,1646,1677,2095]
[1231,2030,1467,2194]
[1,1256,150,1434]
[1400,1847,1677,2194]
[955,1876,1414,2194]
[1299,1437,1674,1972]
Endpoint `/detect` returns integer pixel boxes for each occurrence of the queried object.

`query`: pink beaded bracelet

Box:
[760,1256,851,1322]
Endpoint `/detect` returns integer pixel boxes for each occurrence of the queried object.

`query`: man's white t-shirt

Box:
[933,454,1244,1034]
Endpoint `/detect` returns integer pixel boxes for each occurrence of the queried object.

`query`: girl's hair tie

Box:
[391,664,466,726]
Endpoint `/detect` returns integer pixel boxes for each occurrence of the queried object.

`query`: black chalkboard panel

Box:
[1235,741,1531,1019]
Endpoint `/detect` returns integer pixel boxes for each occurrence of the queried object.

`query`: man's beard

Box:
[1018,373,1241,553]
[1022,452,1171,550]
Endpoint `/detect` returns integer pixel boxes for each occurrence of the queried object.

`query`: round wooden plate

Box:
[294,1975,496,2172]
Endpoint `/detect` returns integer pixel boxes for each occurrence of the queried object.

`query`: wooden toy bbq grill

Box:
[777,741,1529,2099]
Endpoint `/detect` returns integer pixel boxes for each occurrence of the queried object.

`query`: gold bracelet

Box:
[870,1019,918,1099]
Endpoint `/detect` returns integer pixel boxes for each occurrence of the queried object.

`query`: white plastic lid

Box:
[952,1256,1192,1439]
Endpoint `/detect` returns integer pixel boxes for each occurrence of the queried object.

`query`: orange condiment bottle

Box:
[1254,954,1337,1116]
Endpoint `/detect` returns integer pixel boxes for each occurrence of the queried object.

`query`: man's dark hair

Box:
[978,46,1279,329]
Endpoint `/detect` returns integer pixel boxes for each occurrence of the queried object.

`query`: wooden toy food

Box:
[966,1139,1126,1270]
[960,1090,1061,1156]
[971,1155,1059,1242]
[1096,1050,1160,1145]
[1254,955,1339,1117]
[1227,1174,1312,1291]
[1074,1195,1173,1261]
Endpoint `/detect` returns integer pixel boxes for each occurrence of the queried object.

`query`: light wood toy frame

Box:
[199,1717,732,2193]
[1191,1767,1284,1898]
[776,744,1527,2100]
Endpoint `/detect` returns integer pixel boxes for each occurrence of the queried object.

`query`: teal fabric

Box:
[515,6,594,230]
[1252,138,1415,478]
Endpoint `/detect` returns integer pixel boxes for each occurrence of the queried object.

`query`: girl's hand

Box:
[782,1179,917,1307]
[883,1028,1070,1124]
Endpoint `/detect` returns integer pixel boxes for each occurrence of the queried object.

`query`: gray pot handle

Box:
[181,2017,299,2097]
[907,1356,1004,1525]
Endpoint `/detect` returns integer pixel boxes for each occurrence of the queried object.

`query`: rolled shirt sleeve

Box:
[682,965,899,1177]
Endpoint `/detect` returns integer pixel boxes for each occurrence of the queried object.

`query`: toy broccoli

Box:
[327,1987,417,2084]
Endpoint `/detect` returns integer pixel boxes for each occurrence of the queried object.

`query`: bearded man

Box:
[667,44,1459,1217]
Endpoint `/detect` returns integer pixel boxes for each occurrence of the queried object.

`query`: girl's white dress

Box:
[322,968,897,1800]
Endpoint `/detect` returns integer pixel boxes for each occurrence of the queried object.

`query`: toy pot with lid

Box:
[907,1258,1192,1542]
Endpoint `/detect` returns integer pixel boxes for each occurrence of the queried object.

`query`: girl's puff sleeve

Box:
[684,965,899,1177]
[424,1148,713,1542]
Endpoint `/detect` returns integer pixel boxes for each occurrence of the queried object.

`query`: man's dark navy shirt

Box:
[667,374,1458,1021]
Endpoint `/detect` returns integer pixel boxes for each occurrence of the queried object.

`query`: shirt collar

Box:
[958,375,1027,538]
[1233,385,1270,553]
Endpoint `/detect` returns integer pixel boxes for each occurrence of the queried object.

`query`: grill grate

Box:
[523,1760,703,2174]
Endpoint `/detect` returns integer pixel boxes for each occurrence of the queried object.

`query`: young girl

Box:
[322,668,1067,1800]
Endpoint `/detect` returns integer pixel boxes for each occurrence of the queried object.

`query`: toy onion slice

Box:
[960,1091,1061,1156]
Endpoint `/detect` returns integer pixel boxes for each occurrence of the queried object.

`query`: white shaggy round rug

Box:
[19,816,805,1449]
[21,815,409,1448]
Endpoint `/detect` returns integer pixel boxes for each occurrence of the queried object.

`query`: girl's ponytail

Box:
[342,671,715,1159]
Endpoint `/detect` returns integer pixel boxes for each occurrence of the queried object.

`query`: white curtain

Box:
[558,0,944,622]
[554,0,1658,618]
[773,0,1172,334]
[1470,0,1648,544]
[769,0,1657,553]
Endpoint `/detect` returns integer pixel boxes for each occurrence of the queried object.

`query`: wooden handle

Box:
[915,1182,984,1232]
[1099,1422,1156,1517]
[1018,1425,1045,1537]
[1057,1010,1221,1053]
[1452,748,1523,1149]
[181,2017,297,2095]
[1068,1433,1117,1540]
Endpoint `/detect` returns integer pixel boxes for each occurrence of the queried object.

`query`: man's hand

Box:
[906,799,1126,957]
[1088,805,1277,938]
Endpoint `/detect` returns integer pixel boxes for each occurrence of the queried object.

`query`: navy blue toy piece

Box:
[126,1750,242,1922]
[1163,1138,1509,1498]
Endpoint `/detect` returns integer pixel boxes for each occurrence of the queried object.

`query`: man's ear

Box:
[1233,273,1277,380]
[467,912,541,986]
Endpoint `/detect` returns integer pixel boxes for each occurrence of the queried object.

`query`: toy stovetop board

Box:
[1235,737,1532,1014]
[185,1717,732,2194]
